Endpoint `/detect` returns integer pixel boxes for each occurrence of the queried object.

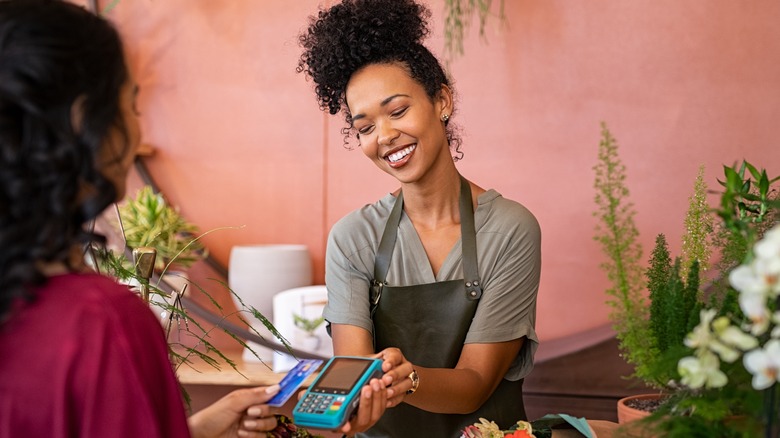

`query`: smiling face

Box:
[345,62,453,184]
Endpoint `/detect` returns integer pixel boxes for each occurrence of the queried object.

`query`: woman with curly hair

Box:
[298,0,542,436]
[0,2,282,437]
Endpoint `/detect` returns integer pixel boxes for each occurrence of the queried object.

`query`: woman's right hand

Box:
[337,377,388,436]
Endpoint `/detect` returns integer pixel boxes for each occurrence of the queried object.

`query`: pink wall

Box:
[100,0,779,343]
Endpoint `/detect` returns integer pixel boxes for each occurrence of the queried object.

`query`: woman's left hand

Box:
[376,347,416,407]
[188,385,281,438]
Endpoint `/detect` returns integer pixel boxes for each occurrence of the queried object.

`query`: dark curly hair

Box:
[297,0,462,157]
[0,0,130,319]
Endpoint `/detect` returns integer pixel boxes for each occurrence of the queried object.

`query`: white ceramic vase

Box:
[228,244,312,362]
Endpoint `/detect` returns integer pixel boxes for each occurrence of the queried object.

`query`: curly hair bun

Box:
[298,0,433,115]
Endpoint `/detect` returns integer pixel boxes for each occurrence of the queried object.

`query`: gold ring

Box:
[406,369,419,395]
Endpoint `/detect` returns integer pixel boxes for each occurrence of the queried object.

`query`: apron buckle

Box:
[370,280,385,306]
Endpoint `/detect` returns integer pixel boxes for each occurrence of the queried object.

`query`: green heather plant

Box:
[680,165,714,282]
[592,122,650,379]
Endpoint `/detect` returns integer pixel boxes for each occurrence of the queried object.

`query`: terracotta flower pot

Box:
[617,393,663,424]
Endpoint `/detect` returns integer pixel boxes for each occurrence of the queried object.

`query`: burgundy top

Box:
[0,273,191,438]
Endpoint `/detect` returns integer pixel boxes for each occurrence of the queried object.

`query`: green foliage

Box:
[647,234,672,349]
[649,377,765,438]
[91,207,296,410]
[443,0,505,62]
[94,246,293,377]
[647,160,780,434]
[708,160,780,304]
[293,313,325,336]
[118,186,207,272]
[642,235,702,387]
[592,122,649,376]
[593,150,780,434]
[715,160,780,265]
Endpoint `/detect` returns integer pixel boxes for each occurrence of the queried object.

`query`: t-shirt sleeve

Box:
[323,214,376,334]
[67,286,191,438]
[465,201,542,379]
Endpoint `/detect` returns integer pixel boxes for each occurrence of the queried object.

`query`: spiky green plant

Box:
[118,186,207,272]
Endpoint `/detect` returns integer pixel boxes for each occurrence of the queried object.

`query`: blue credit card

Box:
[267,359,324,407]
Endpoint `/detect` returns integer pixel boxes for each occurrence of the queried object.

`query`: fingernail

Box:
[238,431,249,437]
[244,420,258,429]
[247,407,261,416]
[265,384,280,394]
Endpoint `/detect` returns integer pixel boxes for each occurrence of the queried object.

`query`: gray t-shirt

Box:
[324,189,541,380]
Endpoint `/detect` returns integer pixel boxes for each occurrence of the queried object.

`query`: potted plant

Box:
[650,161,780,436]
[594,123,780,435]
[93,202,299,410]
[293,313,325,351]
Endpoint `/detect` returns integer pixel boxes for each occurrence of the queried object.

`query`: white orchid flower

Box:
[679,350,727,389]
[754,257,780,297]
[754,225,780,261]
[771,312,780,338]
[708,339,740,363]
[685,309,718,349]
[743,339,780,390]
[737,290,770,334]
[718,325,759,351]
[730,264,768,296]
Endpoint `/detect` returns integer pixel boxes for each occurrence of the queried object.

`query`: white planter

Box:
[228,245,312,362]
[272,285,333,372]
[301,334,321,351]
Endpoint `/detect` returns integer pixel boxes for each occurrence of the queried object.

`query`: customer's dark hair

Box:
[297,0,461,155]
[0,0,129,319]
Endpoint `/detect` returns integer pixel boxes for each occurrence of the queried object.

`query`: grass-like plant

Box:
[94,189,301,411]
[443,0,505,62]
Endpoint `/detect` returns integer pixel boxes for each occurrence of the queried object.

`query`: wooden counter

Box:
[176,352,299,387]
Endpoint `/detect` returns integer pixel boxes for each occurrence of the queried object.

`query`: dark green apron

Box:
[363,177,526,438]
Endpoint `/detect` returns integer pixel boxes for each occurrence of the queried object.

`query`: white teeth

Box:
[387,145,416,163]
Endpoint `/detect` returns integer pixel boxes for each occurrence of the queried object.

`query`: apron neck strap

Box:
[373,176,483,300]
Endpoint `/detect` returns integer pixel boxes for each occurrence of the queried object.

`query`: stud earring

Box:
[441,113,450,122]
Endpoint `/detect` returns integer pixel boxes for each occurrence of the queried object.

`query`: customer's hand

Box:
[188,385,281,438]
